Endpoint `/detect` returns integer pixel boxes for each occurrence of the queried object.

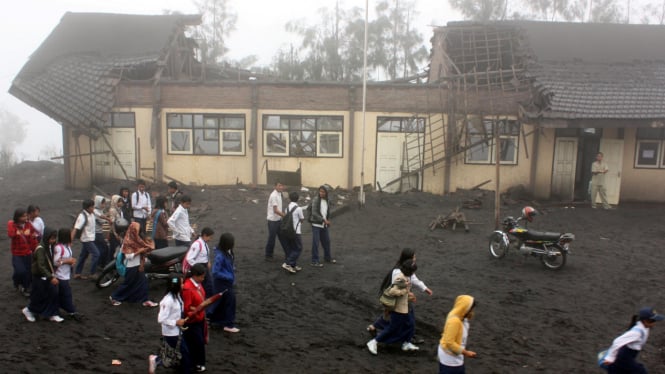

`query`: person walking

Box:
[72,199,100,280]
[148,273,191,374]
[166,181,183,216]
[27,205,45,241]
[209,233,240,333]
[182,263,208,373]
[183,228,215,299]
[8,208,39,297]
[310,184,335,267]
[264,181,287,261]
[168,195,194,247]
[601,307,663,373]
[152,196,170,249]
[282,191,304,273]
[591,152,612,210]
[131,179,152,234]
[53,228,82,321]
[93,195,112,270]
[366,259,420,355]
[438,295,477,374]
[108,195,127,257]
[21,228,63,323]
[109,222,158,307]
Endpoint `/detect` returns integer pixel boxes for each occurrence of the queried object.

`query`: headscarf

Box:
[121,222,154,254]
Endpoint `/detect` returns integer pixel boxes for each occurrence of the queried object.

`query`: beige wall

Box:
[533,128,556,200]
[64,127,94,189]
[620,127,665,202]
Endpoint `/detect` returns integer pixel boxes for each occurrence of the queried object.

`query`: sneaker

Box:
[223,326,240,333]
[195,365,207,372]
[324,259,337,264]
[142,300,159,308]
[109,296,122,306]
[22,307,35,322]
[591,205,598,209]
[148,354,157,374]
[401,342,419,351]
[49,315,64,323]
[294,265,303,271]
[310,262,324,267]
[366,339,378,355]
[281,263,296,273]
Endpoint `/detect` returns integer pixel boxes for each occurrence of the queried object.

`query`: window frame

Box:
[168,129,193,154]
[634,139,662,168]
[220,129,246,155]
[465,118,519,165]
[264,130,290,156]
[262,115,343,158]
[166,113,246,156]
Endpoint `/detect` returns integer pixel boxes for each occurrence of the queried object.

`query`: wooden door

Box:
[551,137,578,201]
[598,139,623,205]
[375,133,404,193]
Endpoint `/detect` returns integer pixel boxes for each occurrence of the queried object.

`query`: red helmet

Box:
[521,206,537,222]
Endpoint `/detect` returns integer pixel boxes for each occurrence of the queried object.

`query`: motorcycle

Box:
[488,206,575,270]
[95,246,189,288]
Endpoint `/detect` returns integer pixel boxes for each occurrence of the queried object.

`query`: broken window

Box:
[166,113,245,155]
[635,127,665,168]
[262,115,343,158]
[465,118,519,165]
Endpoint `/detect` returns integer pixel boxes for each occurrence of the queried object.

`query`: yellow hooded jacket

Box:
[440,295,474,355]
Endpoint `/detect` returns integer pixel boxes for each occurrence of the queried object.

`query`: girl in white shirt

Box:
[149,274,189,374]
[53,228,81,320]
[184,227,215,299]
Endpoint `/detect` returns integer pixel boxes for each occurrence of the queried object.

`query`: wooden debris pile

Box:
[429,207,470,232]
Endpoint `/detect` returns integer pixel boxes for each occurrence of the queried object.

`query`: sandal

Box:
[142,300,158,308]
[109,296,121,306]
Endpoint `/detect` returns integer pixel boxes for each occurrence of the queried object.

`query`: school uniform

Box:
[53,243,77,314]
[182,278,206,371]
[110,252,149,303]
[185,238,213,297]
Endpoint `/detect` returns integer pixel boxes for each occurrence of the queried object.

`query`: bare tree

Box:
[0,108,28,171]
[193,0,238,63]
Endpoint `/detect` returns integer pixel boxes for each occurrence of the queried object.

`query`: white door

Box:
[92,129,136,181]
[551,137,578,201]
[598,139,623,205]
[376,133,404,193]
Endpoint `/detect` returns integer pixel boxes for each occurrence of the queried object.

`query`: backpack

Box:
[73,211,88,240]
[305,203,313,223]
[280,206,298,241]
[115,252,127,277]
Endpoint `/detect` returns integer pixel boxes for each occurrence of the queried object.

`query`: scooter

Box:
[488,206,575,270]
[95,246,188,288]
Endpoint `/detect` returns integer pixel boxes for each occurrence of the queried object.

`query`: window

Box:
[166,113,245,155]
[635,128,665,168]
[377,117,425,133]
[465,118,519,165]
[104,112,135,127]
[263,115,343,157]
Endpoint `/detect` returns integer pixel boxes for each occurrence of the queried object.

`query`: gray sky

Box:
[0,0,460,161]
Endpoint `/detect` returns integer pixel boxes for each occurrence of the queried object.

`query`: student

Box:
[22,228,63,323]
[438,295,477,374]
[93,195,112,269]
[108,195,127,256]
[601,307,664,373]
[368,248,433,339]
[151,196,170,249]
[310,184,335,267]
[72,199,100,280]
[166,181,183,216]
[148,273,190,374]
[119,186,132,220]
[282,191,304,273]
[131,179,152,234]
[366,259,420,355]
[264,181,287,261]
[168,195,194,247]
[109,222,158,307]
[53,228,82,321]
[182,263,208,373]
[8,208,39,296]
[183,227,215,299]
[27,205,45,241]
[209,233,240,333]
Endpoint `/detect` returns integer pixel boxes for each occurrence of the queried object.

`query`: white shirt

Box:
[158,293,183,337]
[287,202,304,234]
[31,217,45,237]
[74,210,96,242]
[131,190,152,219]
[312,199,328,228]
[438,319,469,367]
[391,268,428,293]
[123,252,142,268]
[53,243,73,280]
[604,322,649,363]
[185,238,209,267]
[266,189,283,221]
[168,205,193,241]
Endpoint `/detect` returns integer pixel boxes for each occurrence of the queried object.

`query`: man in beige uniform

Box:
[591,152,611,209]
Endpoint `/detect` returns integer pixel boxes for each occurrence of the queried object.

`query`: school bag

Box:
[280,206,298,241]
[73,210,88,240]
[115,251,127,277]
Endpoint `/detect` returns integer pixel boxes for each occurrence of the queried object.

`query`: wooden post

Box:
[494,116,501,229]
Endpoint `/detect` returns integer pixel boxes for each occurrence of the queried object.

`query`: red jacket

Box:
[7,220,39,256]
[182,278,206,323]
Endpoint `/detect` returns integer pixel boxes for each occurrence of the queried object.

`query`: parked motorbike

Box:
[488,206,575,270]
[95,246,188,288]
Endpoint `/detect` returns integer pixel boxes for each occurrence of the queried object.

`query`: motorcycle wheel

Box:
[96,267,120,289]
[488,232,508,259]
[541,246,567,270]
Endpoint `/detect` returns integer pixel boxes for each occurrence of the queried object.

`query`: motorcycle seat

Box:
[148,246,188,263]
[525,230,561,242]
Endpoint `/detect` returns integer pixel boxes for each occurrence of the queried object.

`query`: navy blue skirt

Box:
[111,266,149,303]
[375,311,414,344]
[28,275,59,317]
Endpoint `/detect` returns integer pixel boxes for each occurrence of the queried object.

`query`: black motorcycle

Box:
[488,206,575,270]
[95,246,189,288]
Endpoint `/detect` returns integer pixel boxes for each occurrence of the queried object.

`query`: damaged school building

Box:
[10,13,665,202]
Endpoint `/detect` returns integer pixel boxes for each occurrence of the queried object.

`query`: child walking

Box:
[209,233,240,333]
[53,228,82,321]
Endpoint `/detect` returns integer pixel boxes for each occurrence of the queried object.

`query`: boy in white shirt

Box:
[131,179,152,234]
[168,195,194,247]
